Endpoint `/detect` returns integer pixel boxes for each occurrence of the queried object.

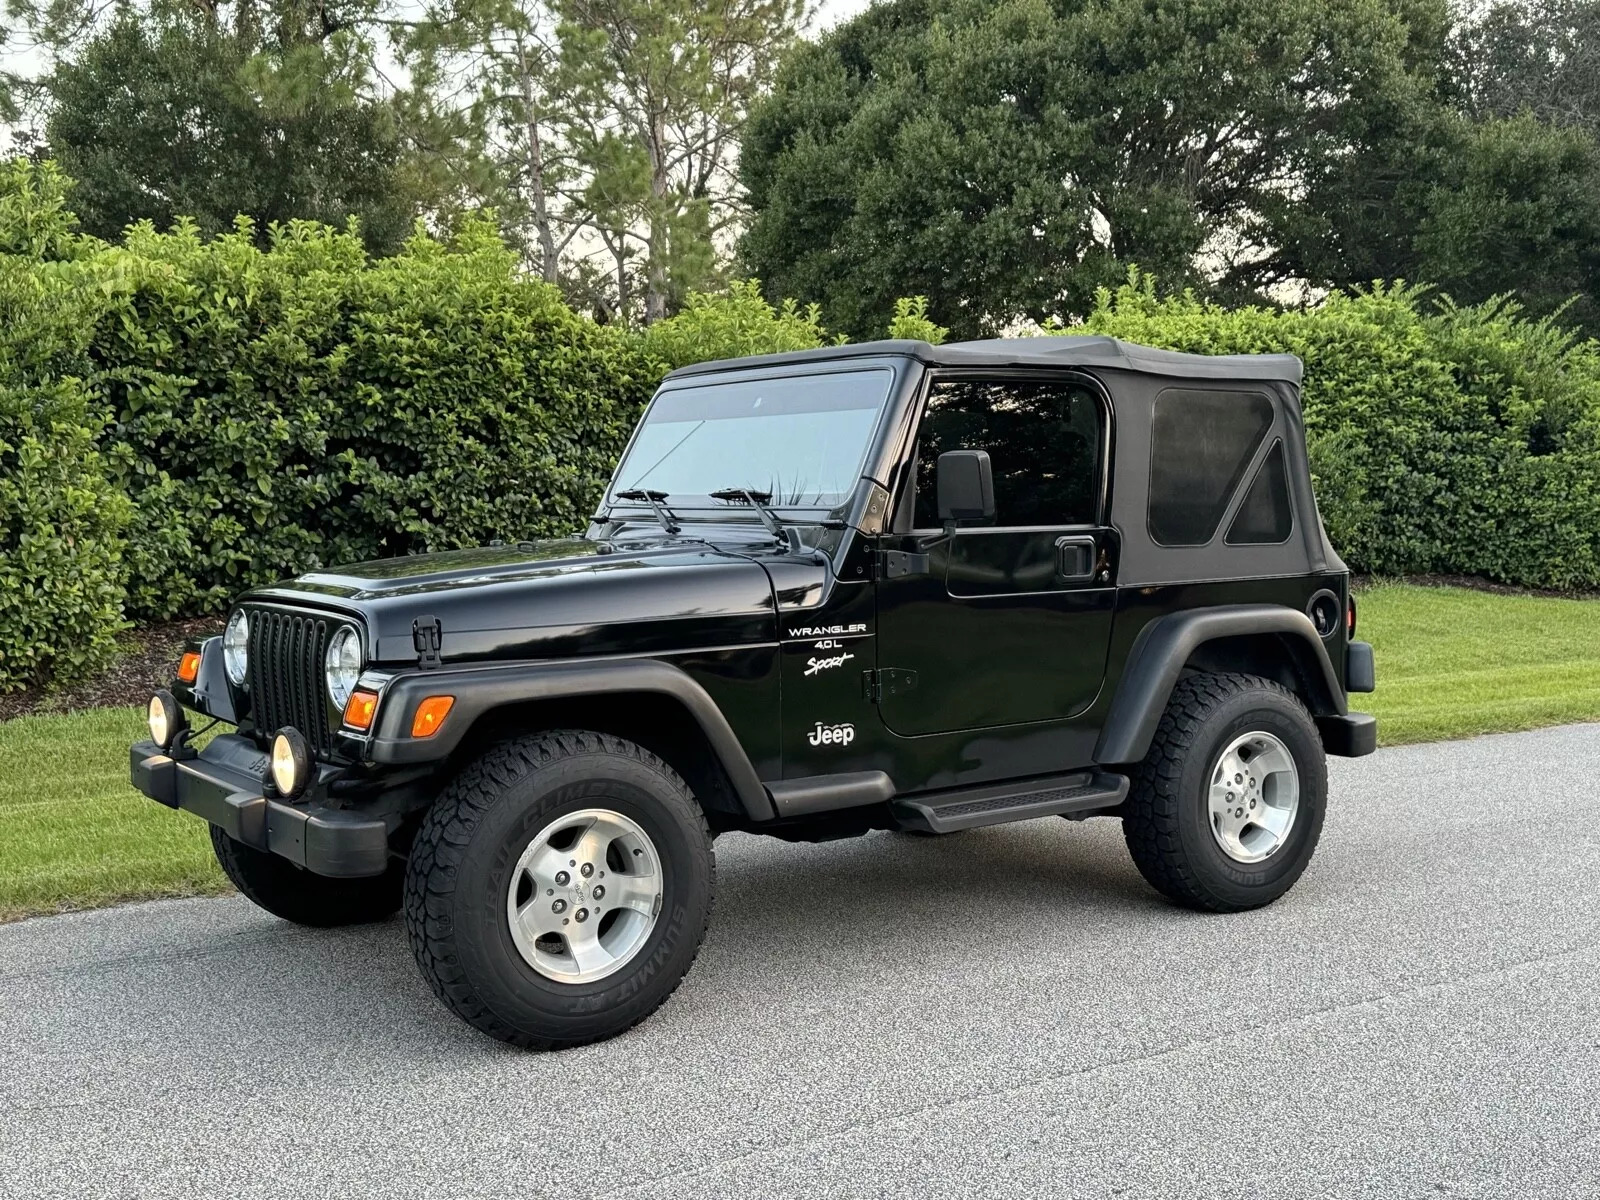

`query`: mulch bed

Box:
[0,617,223,723]
[1353,573,1600,600]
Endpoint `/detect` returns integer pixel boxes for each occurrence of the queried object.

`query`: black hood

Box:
[242,535,829,665]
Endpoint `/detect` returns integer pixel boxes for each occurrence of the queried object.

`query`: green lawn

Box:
[0,707,226,922]
[2,581,1599,921]
[1358,583,1600,744]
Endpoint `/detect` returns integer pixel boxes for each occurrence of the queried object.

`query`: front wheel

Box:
[404,731,714,1049]
[1123,672,1326,912]
[210,826,404,927]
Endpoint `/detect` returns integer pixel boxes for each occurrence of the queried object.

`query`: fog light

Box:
[147,690,186,750]
[270,728,312,799]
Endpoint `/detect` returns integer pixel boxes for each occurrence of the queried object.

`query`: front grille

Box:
[245,607,342,755]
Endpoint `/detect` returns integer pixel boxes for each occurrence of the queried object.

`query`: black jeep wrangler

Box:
[131,336,1376,1048]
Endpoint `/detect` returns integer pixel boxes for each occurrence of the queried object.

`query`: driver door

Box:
[873,373,1117,737]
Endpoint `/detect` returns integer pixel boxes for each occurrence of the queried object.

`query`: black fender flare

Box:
[1094,605,1344,766]
[365,658,776,821]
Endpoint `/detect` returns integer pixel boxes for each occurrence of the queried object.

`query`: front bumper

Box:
[131,734,392,877]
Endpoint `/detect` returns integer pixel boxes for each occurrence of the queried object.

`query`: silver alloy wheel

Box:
[1206,731,1300,864]
[506,808,664,984]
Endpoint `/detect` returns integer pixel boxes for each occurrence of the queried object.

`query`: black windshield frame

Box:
[604,366,899,519]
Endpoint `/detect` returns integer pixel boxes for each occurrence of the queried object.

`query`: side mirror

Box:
[936,449,995,524]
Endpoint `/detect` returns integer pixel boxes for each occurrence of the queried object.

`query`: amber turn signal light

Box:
[343,690,379,731]
[177,651,201,684]
[411,696,455,738]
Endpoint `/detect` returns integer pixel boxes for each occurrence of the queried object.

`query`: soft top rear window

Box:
[1148,389,1274,546]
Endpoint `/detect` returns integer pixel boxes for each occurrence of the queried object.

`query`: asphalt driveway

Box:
[2,725,1598,1199]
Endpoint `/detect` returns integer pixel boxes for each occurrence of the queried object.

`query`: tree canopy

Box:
[399,0,808,322]
[739,0,1600,340]
[40,0,419,252]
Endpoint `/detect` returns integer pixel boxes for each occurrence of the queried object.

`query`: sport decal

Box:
[804,652,855,677]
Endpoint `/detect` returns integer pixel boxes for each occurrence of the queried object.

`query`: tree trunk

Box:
[517,43,560,285]
[643,109,670,324]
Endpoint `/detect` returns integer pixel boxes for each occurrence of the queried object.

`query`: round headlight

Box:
[223,610,249,686]
[270,728,311,799]
[325,626,361,708]
[147,689,185,750]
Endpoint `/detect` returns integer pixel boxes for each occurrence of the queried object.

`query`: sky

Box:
[816,0,876,30]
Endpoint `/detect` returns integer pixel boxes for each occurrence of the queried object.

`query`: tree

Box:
[738,0,1450,339]
[1450,0,1600,137]
[401,0,807,322]
[1293,0,1600,335]
[1296,110,1600,334]
[39,1,420,252]
[398,0,584,284]
[559,0,807,322]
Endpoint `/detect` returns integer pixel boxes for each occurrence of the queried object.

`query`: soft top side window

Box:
[1148,389,1274,546]
[1225,440,1294,545]
[911,377,1106,528]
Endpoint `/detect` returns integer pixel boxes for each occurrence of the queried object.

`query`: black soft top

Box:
[664,336,1304,386]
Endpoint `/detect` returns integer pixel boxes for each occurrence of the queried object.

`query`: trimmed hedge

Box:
[5,157,1600,692]
[1083,274,1600,590]
[0,207,130,686]
[90,218,656,620]
[0,162,951,690]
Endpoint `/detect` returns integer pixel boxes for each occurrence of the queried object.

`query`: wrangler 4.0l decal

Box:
[787,623,868,640]
[807,722,856,747]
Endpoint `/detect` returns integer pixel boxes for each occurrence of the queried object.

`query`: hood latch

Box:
[412,616,443,670]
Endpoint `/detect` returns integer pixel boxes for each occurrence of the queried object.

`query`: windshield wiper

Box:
[709,488,797,552]
[613,489,681,536]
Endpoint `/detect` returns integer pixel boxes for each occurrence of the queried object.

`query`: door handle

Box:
[1055,535,1097,583]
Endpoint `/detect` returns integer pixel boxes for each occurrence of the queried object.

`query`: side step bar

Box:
[892,771,1130,834]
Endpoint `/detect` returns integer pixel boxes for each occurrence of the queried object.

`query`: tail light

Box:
[1347,594,1357,637]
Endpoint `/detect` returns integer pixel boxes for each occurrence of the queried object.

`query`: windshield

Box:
[608,368,894,510]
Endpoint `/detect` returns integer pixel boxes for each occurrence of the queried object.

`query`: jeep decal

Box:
[807,722,856,747]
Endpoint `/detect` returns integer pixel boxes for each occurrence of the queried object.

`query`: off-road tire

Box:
[404,730,714,1050]
[210,826,404,926]
[1123,672,1326,913]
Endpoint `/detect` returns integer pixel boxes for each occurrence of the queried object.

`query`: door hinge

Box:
[863,668,918,702]
[412,615,443,669]
[876,549,930,579]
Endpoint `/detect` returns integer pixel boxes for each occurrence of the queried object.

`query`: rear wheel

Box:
[1123,672,1326,912]
[404,730,714,1049]
[210,826,403,927]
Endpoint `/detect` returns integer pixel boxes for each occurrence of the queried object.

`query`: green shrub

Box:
[1083,273,1600,589]
[0,240,130,691]
[641,279,834,369]
[82,216,655,619]
[886,296,949,344]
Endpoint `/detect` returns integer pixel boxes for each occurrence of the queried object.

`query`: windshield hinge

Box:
[876,549,930,579]
[412,616,443,670]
